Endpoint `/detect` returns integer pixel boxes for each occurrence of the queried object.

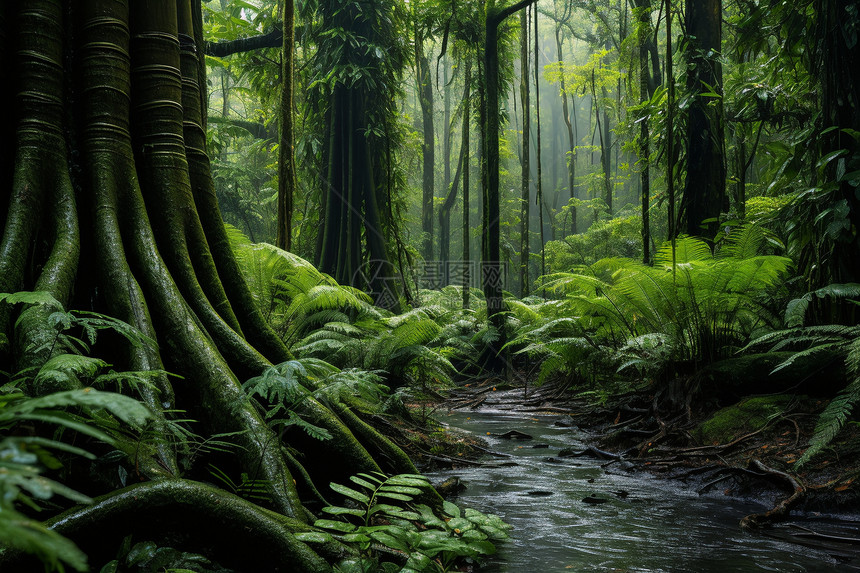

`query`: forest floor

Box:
[377,374,860,522]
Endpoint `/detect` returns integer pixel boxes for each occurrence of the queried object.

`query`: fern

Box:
[0,387,153,571]
[785,283,860,327]
[749,325,860,467]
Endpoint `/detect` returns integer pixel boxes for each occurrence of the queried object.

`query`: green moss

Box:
[695,395,797,445]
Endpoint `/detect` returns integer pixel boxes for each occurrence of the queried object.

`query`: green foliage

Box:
[544,215,643,270]
[0,387,153,572]
[306,473,508,572]
[100,536,231,573]
[516,227,791,388]
[784,283,860,328]
[748,324,860,467]
[227,228,456,392]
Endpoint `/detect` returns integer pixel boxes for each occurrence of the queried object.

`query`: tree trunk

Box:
[0,1,413,567]
[483,0,538,370]
[555,23,577,235]
[817,0,860,286]
[682,0,726,239]
[462,60,472,309]
[416,33,435,262]
[519,10,531,297]
[635,0,653,264]
[534,5,546,289]
[277,0,295,251]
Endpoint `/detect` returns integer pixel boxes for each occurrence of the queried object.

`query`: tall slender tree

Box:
[483,0,538,369]
[416,21,436,262]
[519,9,531,296]
[276,0,296,251]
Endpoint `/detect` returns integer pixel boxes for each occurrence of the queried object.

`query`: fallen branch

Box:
[740,460,806,530]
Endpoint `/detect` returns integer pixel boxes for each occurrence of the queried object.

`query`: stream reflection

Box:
[426,410,859,572]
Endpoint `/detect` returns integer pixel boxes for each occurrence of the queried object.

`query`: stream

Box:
[427,408,860,572]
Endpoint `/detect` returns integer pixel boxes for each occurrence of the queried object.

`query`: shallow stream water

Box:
[427,408,860,572]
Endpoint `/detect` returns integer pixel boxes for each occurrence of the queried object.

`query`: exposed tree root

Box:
[739,460,806,530]
[0,1,432,567]
[0,479,345,572]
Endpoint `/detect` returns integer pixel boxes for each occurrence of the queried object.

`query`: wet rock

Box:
[554,415,577,428]
[544,457,563,463]
[527,490,554,497]
[435,476,467,497]
[557,448,576,457]
[611,490,629,499]
[532,444,550,449]
[616,461,635,472]
[492,430,533,440]
[582,495,608,504]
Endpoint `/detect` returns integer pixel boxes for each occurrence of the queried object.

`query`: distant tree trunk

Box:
[534,5,546,288]
[519,9,531,296]
[592,71,612,218]
[682,0,725,239]
[483,0,538,370]
[666,0,677,248]
[416,32,435,262]
[462,61,472,309]
[555,22,577,235]
[439,77,471,281]
[634,0,653,264]
[443,55,452,210]
[276,0,295,251]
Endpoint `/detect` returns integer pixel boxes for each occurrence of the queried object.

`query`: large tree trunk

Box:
[482,0,538,370]
[0,1,413,568]
[817,0,860,286]
[682,0,726,239]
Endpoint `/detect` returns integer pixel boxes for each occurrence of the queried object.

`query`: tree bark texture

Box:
[417,33,435,263]
[682,0,726,239]
[519,9,531,296]
[277,0,296,251]
[482,0,538,369]
[0,1,414,567]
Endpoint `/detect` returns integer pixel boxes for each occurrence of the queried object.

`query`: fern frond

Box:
[796,374,860,467]
[654,236,713,268]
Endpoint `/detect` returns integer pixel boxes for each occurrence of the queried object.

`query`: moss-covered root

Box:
[31,479,333,572]
[332,402,418,475]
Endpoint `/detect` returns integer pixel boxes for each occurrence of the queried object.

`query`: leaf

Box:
[0,291,63,309]
[322,506,365,517]
[314,519,358,533]
[294,532,335,544]
[442,500,461,518]
[5,388,152,429]
[34,355,108,388]
[329,482,370,504]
